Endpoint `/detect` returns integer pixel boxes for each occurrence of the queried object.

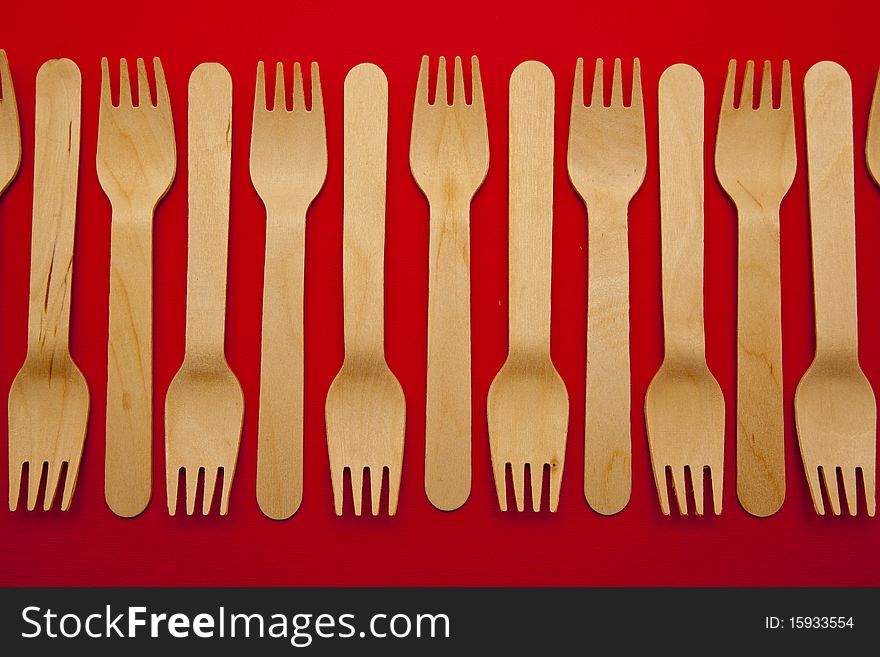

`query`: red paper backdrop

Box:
[1,0,879,587]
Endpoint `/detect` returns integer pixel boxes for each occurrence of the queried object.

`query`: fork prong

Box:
[548,465,562,512]
[631,58,643,109]
[26,462,44,511]
[185,467,198,516]
[387,466,401,516]
[493,462,508,511]
[711,467,723,515]
[759,60,773,109]
[369,466,382,516]
[219,467,233,516]
[530,464,543,512]
[591,58,604,107]
[310,62,323,115]
[254,61,266,112]
[415,55,429,105]
[330,467,344,516]
[805,465,825,515]
[842,467,858,516]
[292,62,305,110]
[153,57,170,112]
[572,57,584,108]
[435,55,447,105]
[652,464,671,515]
[60,455,79,512]
[167,467,180,515]
[119,58,132,107]
[453,56,465,105]
[274,62,286,111]
[8,460,23,511]
[100,57,112,107]
[820,466,842,516]
[691,466,704,516]
[511,464,525,512]
[611,58,623,106]
[136,57,151,106]
[780,60,793,110]
[864,467,876,517]
[670,467,688,515]
[0,49,12,102]
[740,60,755,110]
[350,467,364,516]
[202,467,218,515]
[722,59,736,109]
[43,460,63,511]
[471,56,484,110]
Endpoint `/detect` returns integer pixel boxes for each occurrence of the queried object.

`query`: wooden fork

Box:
[645,64,725,516]
[796,61,876,517]
[868,68,880,185]
[568,57,646,515]
[325,63,406,516]
[410,55,489,511]
[487,61,569,513]
[0,49,21,195]
[251,61,327,520]
[8,58,90,511]
[165,63,243,516]
[715,60,796,518]
[98,57,176,518]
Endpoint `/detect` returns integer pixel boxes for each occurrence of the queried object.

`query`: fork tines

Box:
[333,466,398,517]
[657,465,721,517]
[721,59,792,111]
[168,466,231,516]
[255,60,322,113]
[10,461,76,512]
[100,56,169,108]
[572,57,642,108]
[0,49,15,103]
[415,54,484,107]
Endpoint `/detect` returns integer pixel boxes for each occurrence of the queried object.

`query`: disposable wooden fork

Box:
[645,64,725,516]
[8,59,90,511]
[410,55,489,511]
[487,61,569,512]
[715,60,796,518]
[0,50,20,195]
[796,61,876,516]
[251,61,327,520]
[165,63,244,516]
[325,63,406,516]
[98,57,176,518]
[568,57,646,515]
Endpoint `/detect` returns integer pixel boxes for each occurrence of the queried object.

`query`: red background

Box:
[1,0,879,586]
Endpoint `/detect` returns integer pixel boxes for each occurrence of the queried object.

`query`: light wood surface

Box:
[325,63,406,516]
[410,55,488,511]
[165,63,243,516]
[645,63,724,516]
[8,58,89,511]
[567,57,645,515]
[0,49,20,195]
[487,60,568,512]
[715,60,795,518]
[796,61,876,516]
[98,57,176,518]
[251,61,327,520]
[869,68,880,185]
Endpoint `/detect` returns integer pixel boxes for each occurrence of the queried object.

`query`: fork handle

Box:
[804,62,859,359]
[508,60,554,355]
[342,64,388,356]
[584,197,631,515]
[185,63,233,359]
[736,203,784,516]
[257,208,306,520]
[105,207,153,517]
[26,59,81,357]
[425,197,471,510]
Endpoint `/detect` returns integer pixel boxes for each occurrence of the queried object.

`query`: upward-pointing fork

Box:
[410,55,489,511]
[715,60,796,517]
[98,57,176,518]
